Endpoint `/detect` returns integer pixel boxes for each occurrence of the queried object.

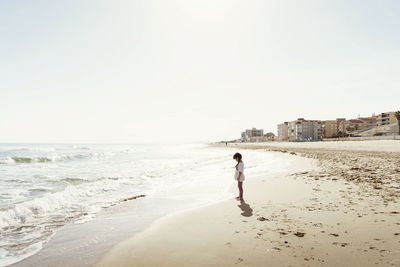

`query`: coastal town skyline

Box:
[238,110,399,143]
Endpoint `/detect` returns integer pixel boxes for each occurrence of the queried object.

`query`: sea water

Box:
[0,143,290,266]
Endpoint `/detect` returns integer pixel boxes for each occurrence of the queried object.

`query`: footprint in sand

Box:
[225,242,232,247]
[235,257,244,264]
[333,242,349,247]
[294,232,306,237]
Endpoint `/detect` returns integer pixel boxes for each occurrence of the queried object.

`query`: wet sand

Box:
[96,140,400,267]
[10,197,196,267]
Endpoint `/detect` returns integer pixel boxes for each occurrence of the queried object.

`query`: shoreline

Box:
[9,146,281,267]
[96,140,400,267]
[10,180,238,267]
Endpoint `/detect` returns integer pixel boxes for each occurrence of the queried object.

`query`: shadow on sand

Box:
[237,199,253,217]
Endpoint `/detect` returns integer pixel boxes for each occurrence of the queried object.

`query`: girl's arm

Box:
[237,162,243,180]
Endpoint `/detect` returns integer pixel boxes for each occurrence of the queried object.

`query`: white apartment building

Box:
[288,118,323,141]
[277,122,289,141]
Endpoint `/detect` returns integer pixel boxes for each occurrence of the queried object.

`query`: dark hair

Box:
[233,152,242,162]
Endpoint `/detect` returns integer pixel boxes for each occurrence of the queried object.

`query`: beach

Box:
[96,140,400,267]
[3,1,400,266]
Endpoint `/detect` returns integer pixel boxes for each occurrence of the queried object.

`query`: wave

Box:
[72,145,91,150]
[0,152,107,164]
[0,189,146,266]
[0,156,14,164]
[12,157,52,163]
[5,147,57,152]
[0,177,143,230]
[0,179,146,267]
[60,176,120,184]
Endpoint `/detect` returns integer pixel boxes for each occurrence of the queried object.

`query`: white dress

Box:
[234,162,245,182]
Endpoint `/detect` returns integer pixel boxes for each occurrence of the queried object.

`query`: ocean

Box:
[0,143,290,266]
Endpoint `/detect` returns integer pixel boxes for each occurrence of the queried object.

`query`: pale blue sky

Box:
[1,0,399,143]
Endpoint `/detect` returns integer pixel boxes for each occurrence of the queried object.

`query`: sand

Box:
[96,140,400,267]
[234,140,400,153]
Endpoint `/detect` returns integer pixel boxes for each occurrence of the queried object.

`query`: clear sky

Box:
[1,0,399,143]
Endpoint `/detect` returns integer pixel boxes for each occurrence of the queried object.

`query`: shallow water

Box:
[0,143,291,266]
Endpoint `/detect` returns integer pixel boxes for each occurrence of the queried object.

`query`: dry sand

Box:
[238,140,400,153]
[96,140,400,267]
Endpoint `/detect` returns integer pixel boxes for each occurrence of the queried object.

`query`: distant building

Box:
[240,132,246,142]
[241,128,264,142]
[338,119,347,134]
[377,112,398,126]
[265,132,276,141]
[324,120,338,138]
[336,116,378,136]
[359,123,398,136]
[344,119,364,132]
[323,118,349,137]
[359,117,377,127]
[336,118,346,135]
[246,128,264,138]
[277,122,289,141]
[288,118,322,141]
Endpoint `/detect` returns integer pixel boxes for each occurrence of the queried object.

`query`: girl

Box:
[233,152,245,200]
